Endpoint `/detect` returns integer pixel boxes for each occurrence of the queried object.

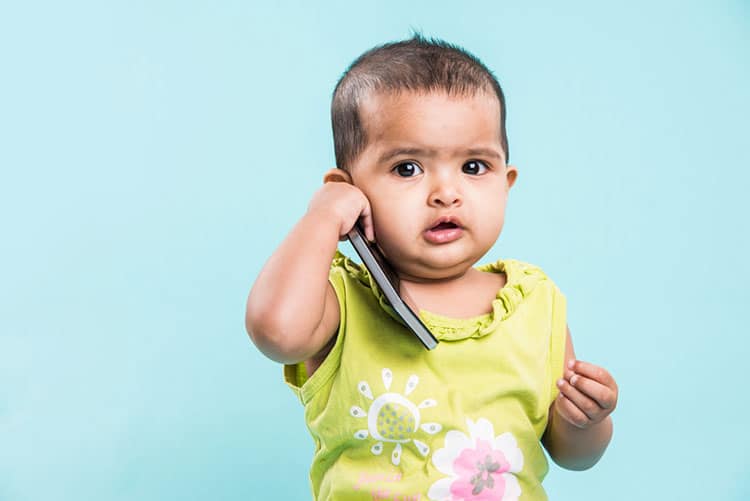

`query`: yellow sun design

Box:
[350,368,442,465]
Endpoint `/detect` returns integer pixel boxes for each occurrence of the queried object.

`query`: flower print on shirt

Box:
[350,368,443,465]
[428,418,524,501]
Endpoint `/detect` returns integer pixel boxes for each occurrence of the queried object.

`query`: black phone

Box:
[346,224,439,350]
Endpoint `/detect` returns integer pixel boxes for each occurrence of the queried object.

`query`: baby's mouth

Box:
[424,219,464,244]
[430,221,460,231]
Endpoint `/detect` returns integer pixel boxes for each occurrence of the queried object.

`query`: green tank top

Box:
[285,251,566,500]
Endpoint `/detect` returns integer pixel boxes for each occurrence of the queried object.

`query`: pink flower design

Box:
[450,439,510,498]
[428,418,523,501]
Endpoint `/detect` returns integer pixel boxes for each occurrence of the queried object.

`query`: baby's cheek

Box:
[374,224,419,264]
[373,227,406,259]
[483,211,506,238]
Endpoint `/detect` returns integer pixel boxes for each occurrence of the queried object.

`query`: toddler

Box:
[246,35,618,501]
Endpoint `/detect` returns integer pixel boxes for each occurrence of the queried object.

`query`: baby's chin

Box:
[375,237,492,283]
[393,255,480,283]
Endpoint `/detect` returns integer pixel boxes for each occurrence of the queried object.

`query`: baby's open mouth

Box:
[430,221,460,231]
[424,219,464,244]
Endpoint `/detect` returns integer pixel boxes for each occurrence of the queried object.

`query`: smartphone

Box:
[347,224,439,350]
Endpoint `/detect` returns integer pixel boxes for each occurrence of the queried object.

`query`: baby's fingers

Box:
[557,379,602,423]
[359,203,375,242]
[554,393,590,429]
[568,360,616,387]
[568,360,618,410]
[569,375,617,412]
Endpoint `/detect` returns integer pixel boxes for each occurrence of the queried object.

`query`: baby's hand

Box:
[554,360,618,429]
[307,178,375,242]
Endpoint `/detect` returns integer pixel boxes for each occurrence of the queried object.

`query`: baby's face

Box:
[349,90,517,281]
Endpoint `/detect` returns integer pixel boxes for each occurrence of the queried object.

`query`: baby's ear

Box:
[506,164,518,189]
[323,167,353,184]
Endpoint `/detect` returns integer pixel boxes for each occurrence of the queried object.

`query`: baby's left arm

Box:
[541,326,619,471]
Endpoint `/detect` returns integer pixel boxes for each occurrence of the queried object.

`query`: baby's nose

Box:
[428,183,461,207]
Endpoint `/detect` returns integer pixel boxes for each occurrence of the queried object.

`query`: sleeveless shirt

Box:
[285,251,567,500]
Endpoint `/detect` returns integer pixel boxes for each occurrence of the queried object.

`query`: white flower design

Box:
[350,368,442,465]
[428,418,524,501]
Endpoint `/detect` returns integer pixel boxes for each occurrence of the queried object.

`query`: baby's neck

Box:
[399,267,506,319]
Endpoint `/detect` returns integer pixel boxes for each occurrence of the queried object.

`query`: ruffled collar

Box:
[332,251,546,341]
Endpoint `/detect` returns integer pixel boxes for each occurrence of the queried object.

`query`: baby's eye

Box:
[393,162,423,177]
[462,160,489,175]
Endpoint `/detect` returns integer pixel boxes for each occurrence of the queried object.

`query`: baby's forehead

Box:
[358,90,503,147]
[360,88,505,163]
[358,89,502,136]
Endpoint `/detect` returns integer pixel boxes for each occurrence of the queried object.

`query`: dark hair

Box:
[331,34,509,170]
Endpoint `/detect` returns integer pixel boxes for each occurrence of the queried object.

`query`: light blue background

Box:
[2,1,748,500]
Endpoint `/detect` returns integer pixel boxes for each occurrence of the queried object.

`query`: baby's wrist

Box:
[302,208,348,240]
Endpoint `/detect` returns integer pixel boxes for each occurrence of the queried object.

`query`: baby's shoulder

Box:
[329,250,371,285]
[477,257,564,314]
[478,257,553,284]
[328,251,390,309]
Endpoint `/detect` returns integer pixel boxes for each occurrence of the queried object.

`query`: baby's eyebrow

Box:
[378,147,503,164]
[377,147,433,164]
[464,148,503,160]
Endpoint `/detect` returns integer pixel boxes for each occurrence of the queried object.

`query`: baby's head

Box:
[332,34,509,171]
[327,35,517,281]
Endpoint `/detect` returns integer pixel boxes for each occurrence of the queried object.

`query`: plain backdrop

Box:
[1,1,749,499]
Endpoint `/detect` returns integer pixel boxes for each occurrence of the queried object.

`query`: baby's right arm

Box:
[245,176,373,364]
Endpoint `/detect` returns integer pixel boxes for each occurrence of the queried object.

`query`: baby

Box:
[246,35,618,500]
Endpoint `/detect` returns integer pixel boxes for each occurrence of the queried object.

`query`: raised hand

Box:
[309,168,375,242]
[554,360,618,429]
